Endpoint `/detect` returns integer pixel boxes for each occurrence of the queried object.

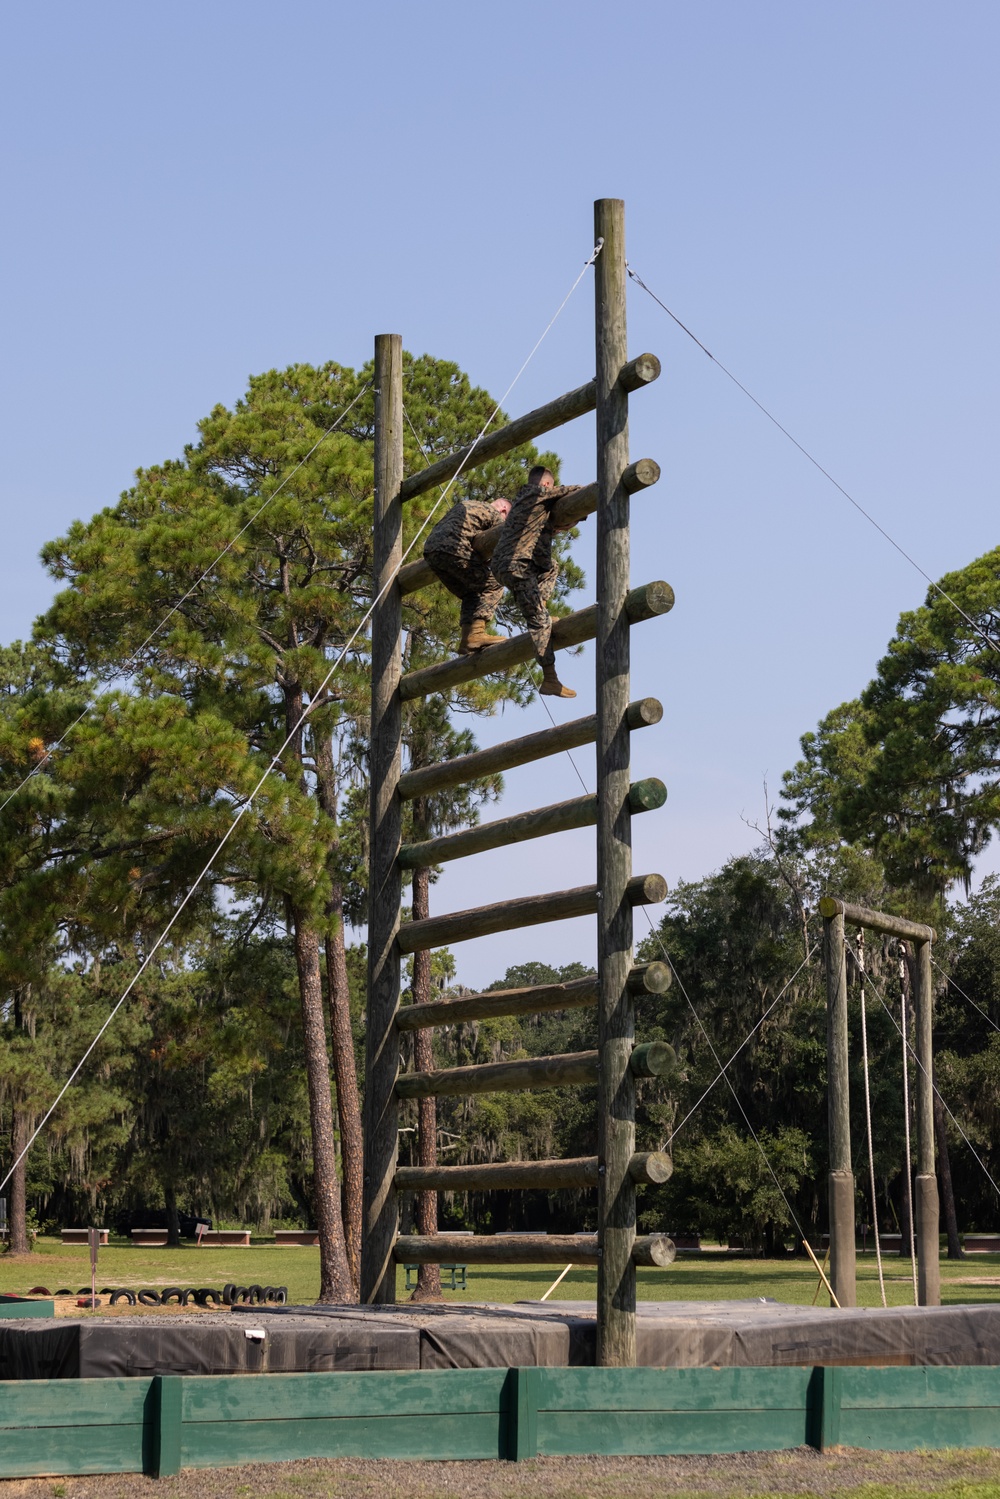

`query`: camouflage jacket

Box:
[423,499,499,566]
[492,483,580,578]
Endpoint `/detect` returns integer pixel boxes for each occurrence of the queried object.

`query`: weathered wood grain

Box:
[397,698,662,802]
[398,778,666,869]
[397,359,660,504]
[361,333,404,1305]
[395,1050,599,1099]
[399,582,674,702]
[397,873,667,953]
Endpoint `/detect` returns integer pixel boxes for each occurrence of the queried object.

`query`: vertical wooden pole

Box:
[824,909,856,1307]
[362,333,404,1303]
[914,937,940,1305]
[594,197,636,1366]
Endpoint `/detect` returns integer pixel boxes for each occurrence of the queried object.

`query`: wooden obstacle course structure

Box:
[362,199,674,1365]
[821,895,939,1309]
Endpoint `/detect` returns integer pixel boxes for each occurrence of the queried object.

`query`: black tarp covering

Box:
[6,1298,1000,1378]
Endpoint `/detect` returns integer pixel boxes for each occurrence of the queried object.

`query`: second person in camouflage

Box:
[492,465,582,698]
[423,495,511,653]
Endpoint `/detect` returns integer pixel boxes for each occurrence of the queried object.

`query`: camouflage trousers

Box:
[424,549,504,628]
[498,561,559,663]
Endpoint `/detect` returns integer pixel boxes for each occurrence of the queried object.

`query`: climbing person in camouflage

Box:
[492,465,582,698]
[423,495,512,654]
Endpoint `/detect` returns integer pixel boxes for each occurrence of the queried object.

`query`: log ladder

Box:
[362,199,674,1365]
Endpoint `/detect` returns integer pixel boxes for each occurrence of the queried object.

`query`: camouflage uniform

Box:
[492,483,581,661]
[423,499,505,627]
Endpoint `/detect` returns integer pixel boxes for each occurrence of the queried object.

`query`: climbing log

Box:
[400,581,674,702]
[629,1042,676,1078]
[399,778,666,869]
[393,1151,673,1193]
[396,873,668,953]
[395,960,668,1032]
[627,962,672,995]
[397,357,660,504]
[630,1152,673,1185]
[397,458,661,595]
[397,698,662,802]
[818,897,935,944]
[396,1050,599,1099]
[395,1157,600,1191]
[361,332,404,1306]
[394,1233,675,1267]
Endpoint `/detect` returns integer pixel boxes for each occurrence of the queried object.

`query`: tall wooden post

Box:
[594,197,636,1366]
[914,937,940,1305]
[823,909,856,1307]
[362,333,404,1304]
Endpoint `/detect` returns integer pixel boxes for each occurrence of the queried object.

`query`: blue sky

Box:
[3,2,998,986]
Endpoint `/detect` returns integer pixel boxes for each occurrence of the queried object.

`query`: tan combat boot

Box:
[539,659,576,698]
[458,619,493,654]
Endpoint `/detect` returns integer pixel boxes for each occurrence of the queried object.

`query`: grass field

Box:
[4,1238,1000,1308]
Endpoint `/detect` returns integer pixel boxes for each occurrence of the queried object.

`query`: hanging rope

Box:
[846,937,1000,1204]
[0,242,604,1198]
[898,945,919,1303]
[857,932,887,1308]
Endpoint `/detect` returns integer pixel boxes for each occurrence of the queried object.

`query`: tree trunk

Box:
[934,1089,963,1259]
[9,1109,30,1255]
[324,903,363,1296]
[409,862,442,1301]
[164,1179,182,1248]
[313,735,364,1298]
[292,907,354,1302]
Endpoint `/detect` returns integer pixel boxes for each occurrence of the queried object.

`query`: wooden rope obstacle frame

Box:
[362,199,674,1366]
[820,895,940,1309]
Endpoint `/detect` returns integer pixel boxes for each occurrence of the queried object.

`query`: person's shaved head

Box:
[528,465,555,488]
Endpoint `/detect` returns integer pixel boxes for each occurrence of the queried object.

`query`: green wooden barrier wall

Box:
[3,1365,1000,1478]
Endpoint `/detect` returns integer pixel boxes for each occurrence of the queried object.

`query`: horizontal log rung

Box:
[397,872,667,953]
[397,698,662,802]
[399,778,666,869]
[399,581,674,703]
[396,1050,598,1099]
[397,356,660,504]
[818,896,936,944]
[394,1232,675,1267]
[398,457,661,595]
[394,1152,672,1193]
[396,960,671,1031]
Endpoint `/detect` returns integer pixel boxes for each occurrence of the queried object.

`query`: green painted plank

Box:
[154,1375,182,1478]
[0,1378,152,1429]
[842,1366,1000,1410]
[841,1407,1000,1451]
[181,1413,504,1466]
[0,1424,145,1478]
[0,1300,55,1320]
[536,1408,809,1457]
[507,1367,539,1460]
[182,1368,509,1423]
[535,1365,813,1413]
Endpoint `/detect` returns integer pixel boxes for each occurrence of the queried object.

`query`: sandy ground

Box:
[4,1448,1000,1498]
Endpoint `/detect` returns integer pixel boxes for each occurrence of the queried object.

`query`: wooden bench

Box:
[196,1229,251,1247]
[404,1263,467,1291]
[61,1228,108,1246]
[130,1228,168,1246]
[273,1230,319,1246]
[963,1234,1000,1252]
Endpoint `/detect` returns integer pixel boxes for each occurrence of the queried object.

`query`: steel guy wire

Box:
[845,937,1000,1204]
[0,243,603,1195]
[0,378,374,818]
[933,955,1000,1035]
[625,262,1000,661]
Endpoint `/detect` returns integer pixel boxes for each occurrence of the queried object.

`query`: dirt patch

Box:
[4,1448,1000,1499]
